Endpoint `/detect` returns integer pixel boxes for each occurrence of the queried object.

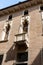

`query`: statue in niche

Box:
[6,23,10,35]
[23,19,28,33]
[0,22,10,41]
[4,23,10,40]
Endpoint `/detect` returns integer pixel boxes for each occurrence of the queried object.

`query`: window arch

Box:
[24,10,28,15]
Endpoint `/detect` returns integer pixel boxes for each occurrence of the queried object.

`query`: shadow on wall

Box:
[42,48,43,65]
[31,48,43,65]
[5,43,43,65]
[5,43,16,62]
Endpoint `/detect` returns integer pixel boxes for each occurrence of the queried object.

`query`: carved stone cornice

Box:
[0,0,42,17]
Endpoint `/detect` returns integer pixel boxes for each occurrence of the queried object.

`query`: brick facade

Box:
[0,0,43,65]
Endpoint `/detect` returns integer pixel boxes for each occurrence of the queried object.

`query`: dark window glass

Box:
[16,63,27,65]
[17,52,28,62]
[18,44,28,51]
[40,6,43,10]
[24,10,28,15]
[8,15,12,20]
[0,55,3,65]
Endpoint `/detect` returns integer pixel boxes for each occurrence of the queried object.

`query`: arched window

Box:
[24,10,28,15]
[8,15,12,20]
[40,5,43,10]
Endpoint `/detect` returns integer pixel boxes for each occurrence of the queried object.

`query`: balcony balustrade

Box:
[14,33,27,44]
[14,32,29,47]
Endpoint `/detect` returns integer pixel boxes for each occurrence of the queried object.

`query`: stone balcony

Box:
[14,33,29,47]
[14,33,27,44]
